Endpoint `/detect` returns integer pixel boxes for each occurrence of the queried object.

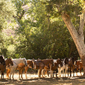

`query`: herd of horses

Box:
[0,55,84,80]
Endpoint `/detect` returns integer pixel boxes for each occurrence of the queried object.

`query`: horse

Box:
[0,55,5,65]
[55,58,64,78]
[24,59,33,79]
[0,55,13,79]
[68,57,76,77]
[41,59,54,78]
[45,59,58,78]
[6,58,27,80]
[25,59,45,78]
[6,58,13,78]
[5,58,13,67]
[17,62,26,80]
[32,59,45,78]
[0,55,6,79]
[25,59,53,78]
[75,60,83,76]
[61,58,69,77]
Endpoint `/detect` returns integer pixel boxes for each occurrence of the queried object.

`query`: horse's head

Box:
[56,58,63,67]
[0,55,4,59]
[6,58,13,66]
[27,60,33,68]
[64,58,69,65]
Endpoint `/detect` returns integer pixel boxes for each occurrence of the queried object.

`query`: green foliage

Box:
[13,0,79,59]
[0,0,80,59]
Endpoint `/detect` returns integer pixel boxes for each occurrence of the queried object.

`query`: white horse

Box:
[6,58,27,80]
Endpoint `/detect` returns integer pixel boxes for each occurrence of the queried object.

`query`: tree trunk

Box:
[62,12,85,75]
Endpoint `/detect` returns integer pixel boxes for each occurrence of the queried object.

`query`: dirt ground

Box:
[0,72,85,85]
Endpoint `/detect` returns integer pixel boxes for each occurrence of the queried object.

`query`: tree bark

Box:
[62,12,85,75]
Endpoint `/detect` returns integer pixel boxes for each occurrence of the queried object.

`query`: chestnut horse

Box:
[75,60,83,76]
[17,62,26,80]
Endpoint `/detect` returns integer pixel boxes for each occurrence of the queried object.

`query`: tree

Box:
[0,0,16,57]
[0,0,16,30]
[41,0,85,74]
[12,0,79,59]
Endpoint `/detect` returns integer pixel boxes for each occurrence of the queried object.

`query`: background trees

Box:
[0,0,80,59]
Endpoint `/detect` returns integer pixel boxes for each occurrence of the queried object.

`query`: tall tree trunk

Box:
[62,12,85,75]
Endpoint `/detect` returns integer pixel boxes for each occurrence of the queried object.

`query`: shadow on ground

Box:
[0,76,85,85]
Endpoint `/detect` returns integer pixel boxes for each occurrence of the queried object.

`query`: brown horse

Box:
[75,60,83,76]
[24,59,33,79]
[68,57,77,77]
[5,58,13,67]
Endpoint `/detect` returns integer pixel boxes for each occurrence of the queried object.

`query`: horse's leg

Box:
[80,68,82,76]
[76,68,78,76]
[11,73,13,80]
[21,70,23,80]
[3,72,4,79]
[9,68,13,80]
[68,68,70,77]
[44,69,48,77]
[40,69,42,78]
[25,71,27,79]
[12,73,13,80]
[70,67,71,77]
[24,66,28,79]
[13,72,14,80]
[19,70,21,80]
[10,70,14,80]
[65,67,66,77]
[73,69,74,77]
[1,72,2,79]
[50,70,53,78]
[62,67,65,77]
[38,69,41,78]
[1,72,4,79]
[41,69,44,78]
[65,66,68,77]
[21,73,22,80]
[38,69,40,78]
[6,69,10,78]
[58,67,61,78]
[9,72,11,79]
[19,70,20,80]
[55,69,58,78]
[66,65,68,77]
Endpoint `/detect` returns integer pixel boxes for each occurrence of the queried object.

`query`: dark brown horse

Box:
[0,55,13,79]
[68,57,77,77]
[0,55,6,79]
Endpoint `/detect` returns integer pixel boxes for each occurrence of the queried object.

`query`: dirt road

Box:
[0,73,85,85]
